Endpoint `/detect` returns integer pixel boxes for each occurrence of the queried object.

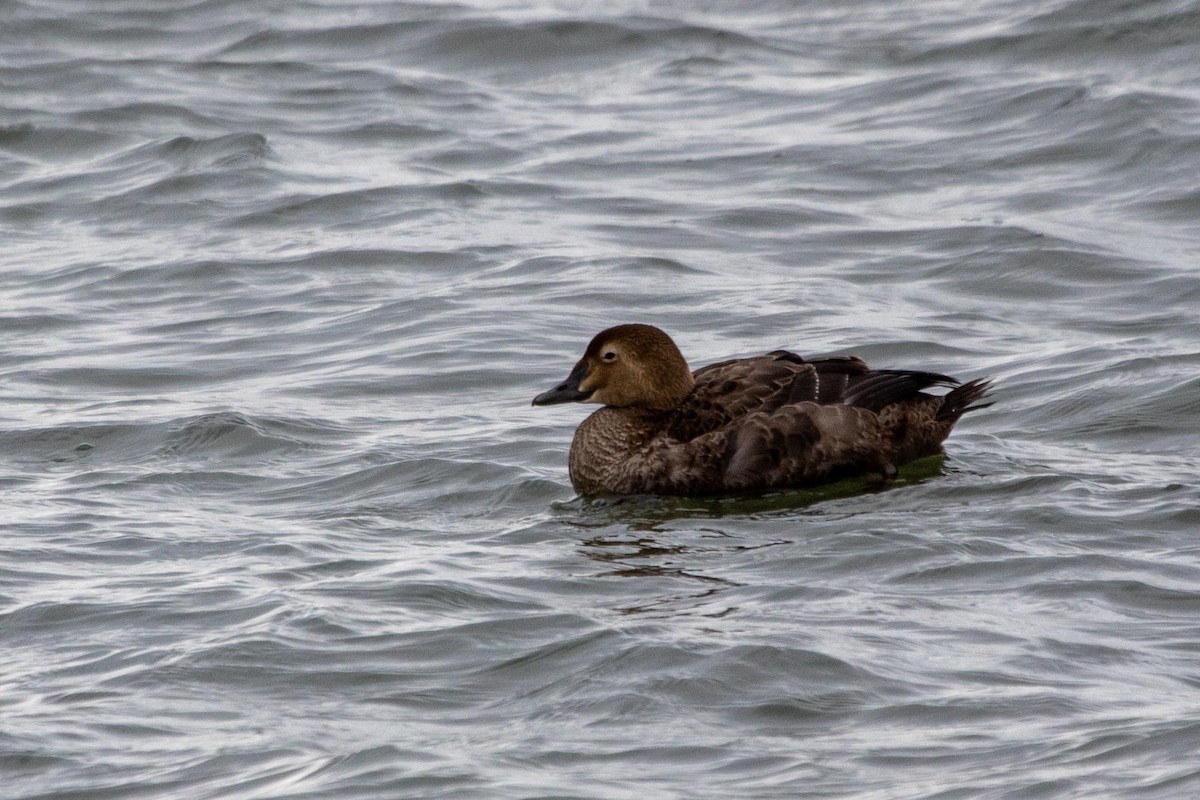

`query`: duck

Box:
[532,324,991,497]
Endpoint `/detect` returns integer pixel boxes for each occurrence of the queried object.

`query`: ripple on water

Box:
[4,0,1200,798]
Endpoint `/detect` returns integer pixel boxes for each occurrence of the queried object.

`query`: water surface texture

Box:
[4,1,1200,797]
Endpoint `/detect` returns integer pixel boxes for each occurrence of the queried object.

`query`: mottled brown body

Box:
[534,324,991,497]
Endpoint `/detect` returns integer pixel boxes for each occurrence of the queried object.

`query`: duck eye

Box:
[602,351,617,361]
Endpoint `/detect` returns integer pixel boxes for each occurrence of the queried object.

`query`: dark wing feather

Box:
[671,350,960,440]
[841,369,959,412]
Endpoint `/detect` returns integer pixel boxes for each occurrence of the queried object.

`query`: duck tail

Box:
[936,378,993,422]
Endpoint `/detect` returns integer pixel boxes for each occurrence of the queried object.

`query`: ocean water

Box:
[3,0,1200,797]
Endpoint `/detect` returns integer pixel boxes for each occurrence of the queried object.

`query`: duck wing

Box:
[722,402,892,491]
[592,377,992,496]
[630,401,899,495]
[669,350,961,440]
[722,378,992,491]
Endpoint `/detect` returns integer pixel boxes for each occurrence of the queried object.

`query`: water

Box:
[3,0,1200,797]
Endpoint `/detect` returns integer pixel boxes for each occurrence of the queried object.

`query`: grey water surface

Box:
[3,0,1200,798]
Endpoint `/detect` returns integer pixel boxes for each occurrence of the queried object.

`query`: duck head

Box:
[532,324,695,411]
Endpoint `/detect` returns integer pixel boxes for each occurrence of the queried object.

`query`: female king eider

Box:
[533,324,991,496]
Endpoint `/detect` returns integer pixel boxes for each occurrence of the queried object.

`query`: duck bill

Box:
[532,361,592,406]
